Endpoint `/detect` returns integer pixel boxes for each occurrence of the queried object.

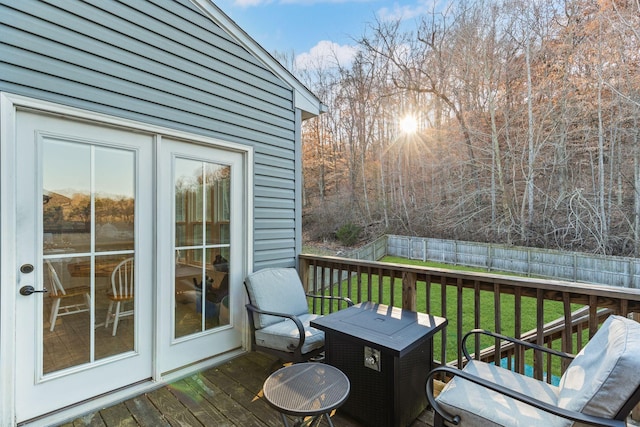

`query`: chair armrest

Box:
[306,293,354,307]
[462,329,575,361]
[245,303,307,353]
[426,366,625,427]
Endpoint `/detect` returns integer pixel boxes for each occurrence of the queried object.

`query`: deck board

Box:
[168,377,233,426]
[59,352,434,427]
[125,396,170,427]
[70,413,106,427]
[146,387,203,426]
[97,403,137,426]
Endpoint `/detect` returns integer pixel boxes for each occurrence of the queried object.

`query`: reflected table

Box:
[263,363,350,427]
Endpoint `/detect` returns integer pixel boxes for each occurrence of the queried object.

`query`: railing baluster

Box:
[474,281,481,360]
[426,274,432,314]
[338,265,346,311]
[389,269,396,306]
[441,276,447,320]
[535,288,544,380]
[589,295,598,339]
[493,283,502,367]
[577,322,583,350]
[378,267,384,303]
[562,292,573,373]
[457,278,463,366]
[346,265,353,304]
[441,275,448,365]
[356,265,362,303]
[329,265,335,313]
[309,259,319,314]
[320,266,327,315]
[546,335,552,384]
[514,287,523,374]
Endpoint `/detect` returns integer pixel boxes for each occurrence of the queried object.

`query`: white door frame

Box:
[0,93,254,426]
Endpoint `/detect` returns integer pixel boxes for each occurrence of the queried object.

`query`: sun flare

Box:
[399,115,418,134]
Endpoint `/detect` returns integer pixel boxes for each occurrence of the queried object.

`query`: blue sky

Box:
[214,0,439,69]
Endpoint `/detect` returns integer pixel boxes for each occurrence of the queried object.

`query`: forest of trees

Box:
[288,0,640,256]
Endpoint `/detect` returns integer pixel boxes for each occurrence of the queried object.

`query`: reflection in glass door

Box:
[173,159,231,338]
[158,138,243,373]
[42,139,137,373]
[15,110,153,423]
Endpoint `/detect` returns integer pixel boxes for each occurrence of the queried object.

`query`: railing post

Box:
[299,257,310,292]
[402,271,417,311]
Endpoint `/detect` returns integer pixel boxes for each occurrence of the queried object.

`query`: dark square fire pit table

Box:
[311,302,447,427]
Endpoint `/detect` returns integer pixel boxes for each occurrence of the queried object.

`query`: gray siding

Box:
[0,0,300,267]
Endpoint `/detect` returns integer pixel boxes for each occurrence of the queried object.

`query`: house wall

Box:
[0,0,300,268]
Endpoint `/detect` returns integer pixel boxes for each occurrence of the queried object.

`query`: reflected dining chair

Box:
[45,260,91,332]
[427,314,640,427]
[244,267,353,364]
[105,257,135,336]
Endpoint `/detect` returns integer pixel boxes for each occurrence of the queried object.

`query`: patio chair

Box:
[244,267,353,364]
[45,260,91,332]
[426,314,640,427]
[105,257,134,336]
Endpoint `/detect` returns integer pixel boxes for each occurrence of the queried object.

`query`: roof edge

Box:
[189,0,323,119]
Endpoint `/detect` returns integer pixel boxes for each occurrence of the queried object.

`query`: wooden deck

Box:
[59,351,435,427]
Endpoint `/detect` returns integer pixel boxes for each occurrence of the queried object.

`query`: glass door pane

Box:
[42,139,136,374]
[174,158,231,338]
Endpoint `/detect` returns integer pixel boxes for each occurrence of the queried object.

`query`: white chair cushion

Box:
[558,315,640,419]
[245,268,310,329]
[254,313,324,355]
[436,360,564,427]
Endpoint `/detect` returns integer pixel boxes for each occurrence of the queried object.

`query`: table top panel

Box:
[311,302,447,355]
[263,363,350,417]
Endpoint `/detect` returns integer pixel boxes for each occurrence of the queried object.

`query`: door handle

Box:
[19,285,48,296]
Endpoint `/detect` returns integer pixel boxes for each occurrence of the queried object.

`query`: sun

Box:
[399,115,418,134]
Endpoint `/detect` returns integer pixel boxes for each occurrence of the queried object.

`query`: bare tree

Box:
[297,0,640,256]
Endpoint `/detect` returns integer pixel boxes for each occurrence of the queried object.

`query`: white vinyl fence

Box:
[344,235,640,289]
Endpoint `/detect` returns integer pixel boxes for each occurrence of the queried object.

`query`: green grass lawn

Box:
[314,255,585,376]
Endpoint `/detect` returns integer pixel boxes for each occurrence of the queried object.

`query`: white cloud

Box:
[377,4,423,21]
[377,0,446,22]
[294,40,358,70]
[233,0,270,6]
